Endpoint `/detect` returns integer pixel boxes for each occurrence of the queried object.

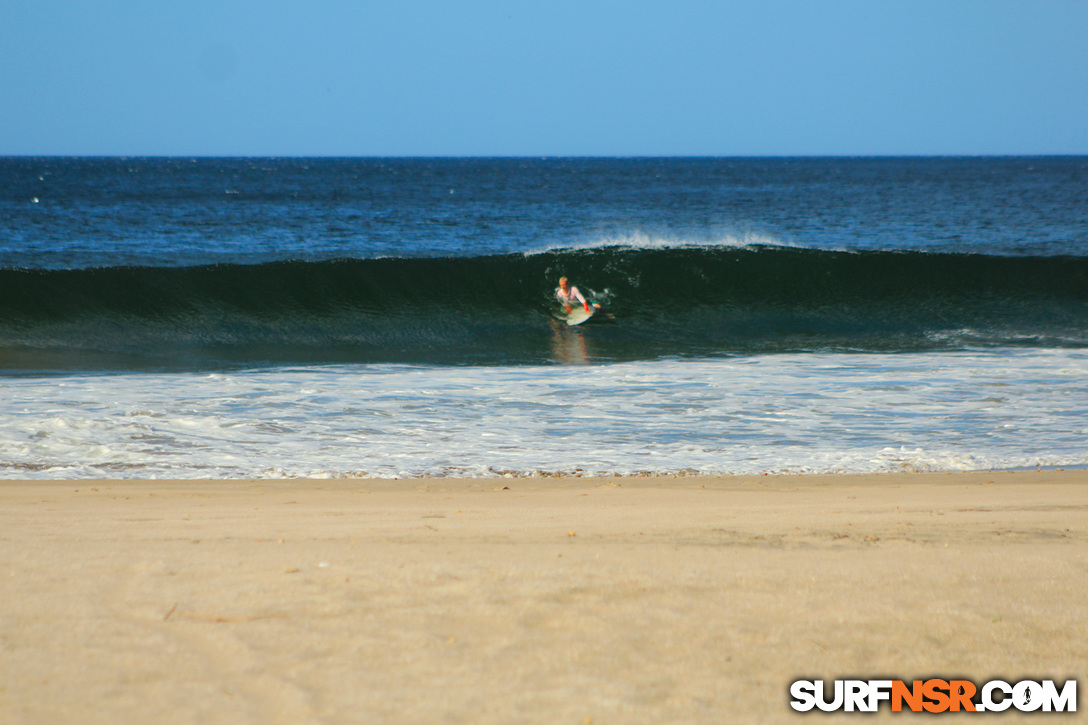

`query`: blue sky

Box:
[2,0,1086,156]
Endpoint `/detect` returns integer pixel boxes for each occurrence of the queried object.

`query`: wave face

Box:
[3,246,1088,370]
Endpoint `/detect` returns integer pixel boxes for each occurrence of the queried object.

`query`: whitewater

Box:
[2,349,1085,479]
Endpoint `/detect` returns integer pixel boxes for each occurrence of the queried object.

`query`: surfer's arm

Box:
[571,287,590,312]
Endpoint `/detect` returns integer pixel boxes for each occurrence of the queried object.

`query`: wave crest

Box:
[2,246,1087,370]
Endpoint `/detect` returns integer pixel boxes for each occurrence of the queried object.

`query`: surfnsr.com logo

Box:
[789,679,1077,713]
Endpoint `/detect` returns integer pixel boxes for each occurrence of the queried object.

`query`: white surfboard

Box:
[565,307,595,326]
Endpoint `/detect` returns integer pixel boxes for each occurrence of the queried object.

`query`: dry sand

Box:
[1,470,1085,724]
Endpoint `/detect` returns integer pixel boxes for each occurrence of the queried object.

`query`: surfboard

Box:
[565,307,595,326]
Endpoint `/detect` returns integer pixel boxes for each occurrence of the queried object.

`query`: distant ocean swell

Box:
[3,246,1088,370]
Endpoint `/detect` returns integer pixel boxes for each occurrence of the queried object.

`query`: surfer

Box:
[555,277,596,314]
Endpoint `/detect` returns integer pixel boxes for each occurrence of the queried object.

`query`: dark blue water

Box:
[2,157,1087,370]
[4,157,1088,478]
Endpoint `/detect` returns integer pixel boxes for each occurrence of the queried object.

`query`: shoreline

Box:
[5,465,1087,485]
[2,470,1085,723]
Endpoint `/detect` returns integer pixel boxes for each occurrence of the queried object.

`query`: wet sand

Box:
[1,470,1085,723]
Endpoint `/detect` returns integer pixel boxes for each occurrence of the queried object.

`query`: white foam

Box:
[523,230,796,256]
[1,349,1086,479]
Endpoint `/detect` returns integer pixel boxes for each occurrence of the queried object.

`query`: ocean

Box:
[2,156,1086,478]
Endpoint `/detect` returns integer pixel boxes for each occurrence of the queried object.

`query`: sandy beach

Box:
[1,470,1084,723]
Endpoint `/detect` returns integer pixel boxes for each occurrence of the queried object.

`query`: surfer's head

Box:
[558,276,570,291]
